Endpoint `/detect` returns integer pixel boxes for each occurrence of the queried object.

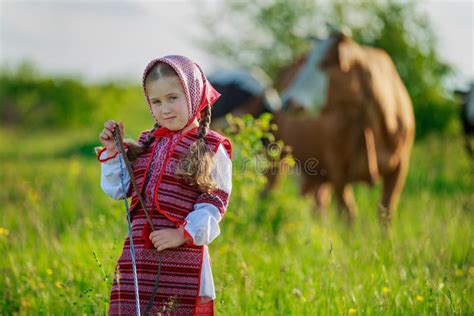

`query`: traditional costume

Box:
[97,55,232,315]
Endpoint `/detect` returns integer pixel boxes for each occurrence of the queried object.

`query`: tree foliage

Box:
[0,62,146,130]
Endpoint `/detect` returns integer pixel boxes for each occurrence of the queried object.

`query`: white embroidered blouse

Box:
[99,144,232,299]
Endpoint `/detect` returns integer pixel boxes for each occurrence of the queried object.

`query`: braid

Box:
[198,104,212,139]
[175,106,216,192]
[125,123,160,161]
[143,123,160,147]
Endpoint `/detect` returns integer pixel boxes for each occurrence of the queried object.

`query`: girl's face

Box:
[147,76,197,131]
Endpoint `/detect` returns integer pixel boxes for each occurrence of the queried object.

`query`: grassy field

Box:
[0,124,473,315]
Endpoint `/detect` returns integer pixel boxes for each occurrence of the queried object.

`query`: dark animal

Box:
[208,68,281,129]
[455,83,474,161]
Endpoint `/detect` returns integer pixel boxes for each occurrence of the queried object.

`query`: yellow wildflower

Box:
[39,282,45,289]
[416,295,424,302]
[348,308,357,315]
[55,281,62,289]
[382,287,390,295]
[0,227,10,237]
[47,269,53,276]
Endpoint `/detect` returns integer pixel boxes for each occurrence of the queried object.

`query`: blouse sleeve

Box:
[98,149,131,200]
[182,143,232,246]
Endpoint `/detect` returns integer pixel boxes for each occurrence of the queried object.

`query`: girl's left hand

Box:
[149,226,190,251]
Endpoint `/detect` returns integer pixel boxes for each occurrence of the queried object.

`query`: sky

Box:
[1,0,473,89]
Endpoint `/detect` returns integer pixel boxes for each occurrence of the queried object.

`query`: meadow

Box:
[0,115,473,315]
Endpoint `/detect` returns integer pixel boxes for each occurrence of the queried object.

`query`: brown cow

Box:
[268,29,415,225]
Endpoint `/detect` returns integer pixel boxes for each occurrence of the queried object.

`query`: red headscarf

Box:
[142,55,221,137]
[140,56,221,246]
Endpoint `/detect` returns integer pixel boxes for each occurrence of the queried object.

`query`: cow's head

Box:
[281,26,354,115]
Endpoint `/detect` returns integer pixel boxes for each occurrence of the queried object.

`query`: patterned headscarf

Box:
[142,55,221,132]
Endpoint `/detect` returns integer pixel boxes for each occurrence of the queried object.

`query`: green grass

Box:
[0,127,473,315]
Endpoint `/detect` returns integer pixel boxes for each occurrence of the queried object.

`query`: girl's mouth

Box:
[164,116,176,120]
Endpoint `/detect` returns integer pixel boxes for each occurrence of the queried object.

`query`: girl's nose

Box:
[162,103,172,113]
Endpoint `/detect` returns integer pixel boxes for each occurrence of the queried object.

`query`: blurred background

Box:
[1,0,473,314]
[1,0,473,135]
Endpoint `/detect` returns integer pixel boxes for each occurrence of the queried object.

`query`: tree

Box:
[0,62,146,130]
[199,0,458,138]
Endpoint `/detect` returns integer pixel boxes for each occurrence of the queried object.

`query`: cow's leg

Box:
[363,127,379,185]
[379,157,409,225]
[314,182,332,210]
[334,183,357,224]
[304,182,332,218]
[299,175,314,196]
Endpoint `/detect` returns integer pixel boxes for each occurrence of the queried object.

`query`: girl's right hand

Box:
[99,120,124,156]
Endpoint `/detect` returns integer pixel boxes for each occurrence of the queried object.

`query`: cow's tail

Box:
[363,126,379,185]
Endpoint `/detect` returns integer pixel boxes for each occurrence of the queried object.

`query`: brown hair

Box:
[126,62,217,193]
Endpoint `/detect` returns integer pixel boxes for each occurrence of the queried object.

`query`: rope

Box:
[112,124,161,316]
[116,153,141,316]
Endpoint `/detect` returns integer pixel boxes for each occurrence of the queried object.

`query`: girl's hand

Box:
[99,120,124,156]
[149,226,191,252]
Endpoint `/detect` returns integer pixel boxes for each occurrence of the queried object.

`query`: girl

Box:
[97,55,232,315]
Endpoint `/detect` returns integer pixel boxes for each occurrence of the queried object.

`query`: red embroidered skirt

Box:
[108,209,207,315]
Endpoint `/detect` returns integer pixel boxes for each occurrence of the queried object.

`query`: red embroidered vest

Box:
[129,126,232,245]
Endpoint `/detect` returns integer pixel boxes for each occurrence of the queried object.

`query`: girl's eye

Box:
[169,96,178,101]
